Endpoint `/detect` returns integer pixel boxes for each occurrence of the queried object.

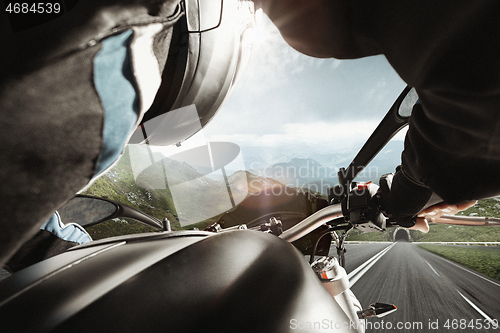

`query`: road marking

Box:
[419,245,500,287]
[457,290,495,324]
[424,260,440,277]
[348,243,395,287]
[347,244,394,279]
[443,258,500,288]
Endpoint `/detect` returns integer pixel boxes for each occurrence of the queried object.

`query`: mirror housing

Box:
[58,195,163,230]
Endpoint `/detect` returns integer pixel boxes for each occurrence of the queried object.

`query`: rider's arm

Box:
[252,0,379,59]
[257,0,500,225]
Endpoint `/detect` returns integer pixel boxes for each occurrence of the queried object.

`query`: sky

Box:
[204,11,408,153]
[132,12,411,224]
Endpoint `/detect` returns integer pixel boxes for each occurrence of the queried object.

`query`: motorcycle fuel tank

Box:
[0,230,358,332]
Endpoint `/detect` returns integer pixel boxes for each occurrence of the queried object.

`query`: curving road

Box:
[342,242,500,332]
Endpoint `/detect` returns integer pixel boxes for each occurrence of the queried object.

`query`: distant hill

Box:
[243,141,404,194]
[229,170,285,195]
[253,158,336,186]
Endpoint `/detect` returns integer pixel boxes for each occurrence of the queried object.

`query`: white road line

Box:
[348,243,395,287]
[457,290,495,324]
[347,243,394,279]
[425,260,440,276]
[443,257,500,288]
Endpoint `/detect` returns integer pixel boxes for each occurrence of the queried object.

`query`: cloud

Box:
[207,120,399,147]
[204,12,408,152]
[242,13,343,90]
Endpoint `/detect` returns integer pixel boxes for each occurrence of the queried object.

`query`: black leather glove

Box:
[380,167,437,228]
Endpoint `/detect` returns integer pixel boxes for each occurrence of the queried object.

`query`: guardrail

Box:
[344,241,500,246]
[344,241,393,244]
[416,242,500,246]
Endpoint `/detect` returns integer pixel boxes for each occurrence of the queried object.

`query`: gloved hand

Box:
[380,167,478,232]
[379,167,436,228]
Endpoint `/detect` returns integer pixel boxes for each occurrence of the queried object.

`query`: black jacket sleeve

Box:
[261,0,500,218]
[340,0,500,205]
[367,0,500,204]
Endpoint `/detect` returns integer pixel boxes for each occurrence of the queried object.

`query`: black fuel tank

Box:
[0,230,352,332]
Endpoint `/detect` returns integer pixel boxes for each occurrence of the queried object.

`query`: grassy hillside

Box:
[456,197,500,218]
[82,147,180,239]
[418,244,500,281]
[410,224,500,242]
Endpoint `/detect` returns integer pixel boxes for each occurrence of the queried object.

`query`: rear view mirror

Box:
[58,195,163,230]
[185,0,223,33]
[58,196,117,227]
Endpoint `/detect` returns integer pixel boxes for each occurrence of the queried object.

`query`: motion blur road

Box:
[343,242,500,332]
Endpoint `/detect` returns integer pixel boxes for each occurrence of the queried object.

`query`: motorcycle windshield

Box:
[83,11,408,233]
[125,136,248,228]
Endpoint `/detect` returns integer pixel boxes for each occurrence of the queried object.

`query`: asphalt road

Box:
[343,242,500,332]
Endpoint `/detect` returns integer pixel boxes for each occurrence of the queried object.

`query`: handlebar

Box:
[432,214,500,226]
[279,204,343,242]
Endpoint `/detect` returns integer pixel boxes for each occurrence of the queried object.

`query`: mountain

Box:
[229,170,285,195]
[248,157,336,194]
[241,140,404,194]
[240,141,403,169]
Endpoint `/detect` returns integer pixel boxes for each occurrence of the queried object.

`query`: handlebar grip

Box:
[379,169,434,228]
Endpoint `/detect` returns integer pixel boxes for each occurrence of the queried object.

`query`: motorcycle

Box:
[1,87,497,333]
